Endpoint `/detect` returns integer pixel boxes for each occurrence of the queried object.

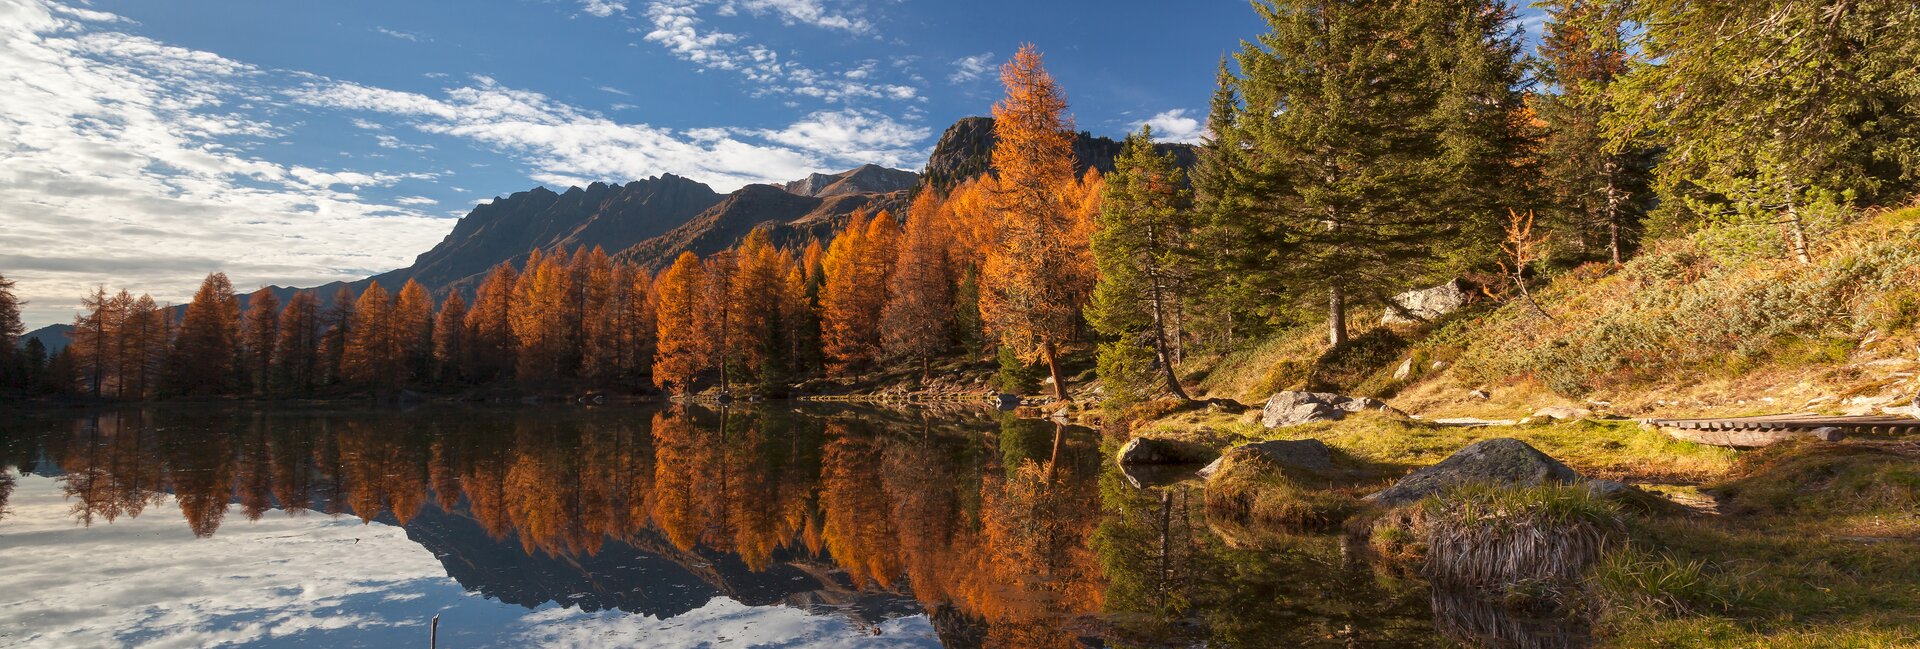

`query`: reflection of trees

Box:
[19,405,1155,643]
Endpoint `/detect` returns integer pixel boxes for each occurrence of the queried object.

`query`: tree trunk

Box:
[1148,275,1193,402]
[1327,285,1348,347]
[1604,159,1623,265]
[1045,420,1066,483]
[1042,339,1068,401]
[1786,203,1813,265]
[920,356,930,384]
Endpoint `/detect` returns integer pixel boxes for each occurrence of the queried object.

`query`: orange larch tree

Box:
[465,262,519,383]
[393,280,434,385]
[819,211,898,374]
[653,252,708,394]
[980,45,1088,400]
[241,287,280,395]
[341,281,397,388]
[883,193,955,378]
[168,273,241,395]
[433,292,467,383]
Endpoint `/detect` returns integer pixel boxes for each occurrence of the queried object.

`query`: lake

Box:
[0,404,1564,648]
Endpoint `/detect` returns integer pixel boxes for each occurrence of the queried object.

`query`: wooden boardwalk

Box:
[1646,414,1920,447]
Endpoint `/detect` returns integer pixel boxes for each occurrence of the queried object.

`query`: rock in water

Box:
[1115,437,1218,466]
[1364,438,1583,507]
[1381,278,1475,325]
[1197,439,1336,479]
[1260,391,1395,428]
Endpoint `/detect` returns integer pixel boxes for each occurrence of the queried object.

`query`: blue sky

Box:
[0,0,1543,328]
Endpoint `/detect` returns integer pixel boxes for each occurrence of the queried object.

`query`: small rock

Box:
[1393,358,1415,380]
[1431,360,1450,371]
[1260,391,1396,428]
[1116,437,1218,466]
[995,394,1021,410]
[1197,439,1336,479]
[1531,405,1593,420]
[1468,388,1491,400]
[1363,438,1583,507]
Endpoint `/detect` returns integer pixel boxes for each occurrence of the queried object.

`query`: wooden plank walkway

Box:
[1646,414,1920,447]
[1647,414,1920,435]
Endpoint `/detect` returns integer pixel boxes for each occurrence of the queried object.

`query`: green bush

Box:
[991,345,1044,394]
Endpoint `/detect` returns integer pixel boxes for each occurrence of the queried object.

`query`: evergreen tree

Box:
[1534,0,1652,264]
[1612,0,1920,261]
[71,286,116,398]
[1217,0,1526,346]
[1090,127,1195,403]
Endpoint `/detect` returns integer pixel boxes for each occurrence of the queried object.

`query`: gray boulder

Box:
[1531,405,1593,420]
[1382,278,1475,325]
[1197,438,1336,479]
[1363,438,1583,507]
[1115,437,1218,466]
[1260,391,1395,428]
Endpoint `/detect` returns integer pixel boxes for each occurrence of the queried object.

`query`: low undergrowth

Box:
[1202,454,1362,531]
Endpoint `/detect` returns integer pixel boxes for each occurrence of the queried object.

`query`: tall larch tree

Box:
[318,286,356,386]
[273,291,321,393]
[980,45,1085,399]
[341,281,397,388]
[393,280,434,385]
[1090,127,1195,404]
[433,293,468,384]
[820,211,898,374]
[168,273,241,395]
[71,286,117,398]
[731,229,787,387]
[882,192,955,378]
[1611,0,1920,262]
[511,249,577,382]
[0,273,22,387]
[122,294,168,399]
[578,248,621,383]
[699,251,739,395]
[241,288,280,396]
[465,262,519,383]
[653,252,708,395]
[611,265,657,382]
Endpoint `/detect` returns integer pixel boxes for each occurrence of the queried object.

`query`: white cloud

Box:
[755,108,929,170]
[721,0,870,34]
[637,0,916,103]
[1131,108,1205,144]
[374,26,426,42]
[596,84,633,96]
[0,0,453,328]
[948,52,994,84]
[580,0,628,17]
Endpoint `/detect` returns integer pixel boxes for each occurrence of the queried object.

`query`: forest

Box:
[2,0,1916,405]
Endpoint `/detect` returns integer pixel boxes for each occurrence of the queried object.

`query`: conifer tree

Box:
[980,45,1086,399]
[653,252,707,394]
[1217,0,1526,346]
[0,273,21,386]
[1090,127,1195,404]
[71,286,116,398]
[241,288,279,395]
[432,292,467,384]
[342,281,396,388]
[731,229,788,387]
[578,248,620,383]
[700,250,740,395]
[611,265,657,382]
[882,193,954,378]
[168,273,241,395]
[123,294,167,399]
[511,249,577,382]
[1611,0,1920,262]
[318,286,356,386]
[393,280,434,385]
[1534,0,1650,264]
[273,291,321,393]
[465,263,519,383]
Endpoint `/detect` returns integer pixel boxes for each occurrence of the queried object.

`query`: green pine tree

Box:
[1089,126,1195,405]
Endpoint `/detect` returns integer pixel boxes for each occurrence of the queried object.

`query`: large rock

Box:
[1363,438,1583,507]
[1260,391,1394,428]
[1197,439,1336,479]
[1381,278,1475,325]
[1115,437,1217,466]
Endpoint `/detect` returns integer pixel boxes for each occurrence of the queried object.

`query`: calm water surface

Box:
[0,404,1557,648]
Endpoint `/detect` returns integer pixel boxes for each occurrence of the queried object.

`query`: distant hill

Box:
[922,116,1199,190]
[23,323,72,353]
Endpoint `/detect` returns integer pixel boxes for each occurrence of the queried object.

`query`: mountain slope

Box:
[781,164,918,198]
[922,116,1199,189]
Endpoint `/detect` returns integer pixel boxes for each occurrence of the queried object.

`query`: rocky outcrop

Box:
[1116,437,1217,466]
[781,164,918,198]
[1260,391,1396,428]
[923,116,1198,190]
[1364,438,1583,507]
[1196,439,1336,479]
[1381,278,1475,325]
[1531,406,1593,421]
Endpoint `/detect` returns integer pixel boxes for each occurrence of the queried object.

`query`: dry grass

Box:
[1201,453,1363,531]
[1405,485,1625,590]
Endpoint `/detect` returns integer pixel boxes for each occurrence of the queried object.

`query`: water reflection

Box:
[0,405,1465,647]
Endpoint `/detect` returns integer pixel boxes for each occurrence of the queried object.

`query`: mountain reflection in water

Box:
[0,405,1475,648]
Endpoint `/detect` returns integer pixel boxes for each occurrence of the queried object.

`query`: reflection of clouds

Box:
[0,475,936,647]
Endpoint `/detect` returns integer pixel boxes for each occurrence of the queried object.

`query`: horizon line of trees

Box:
[6,0,1915,405]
